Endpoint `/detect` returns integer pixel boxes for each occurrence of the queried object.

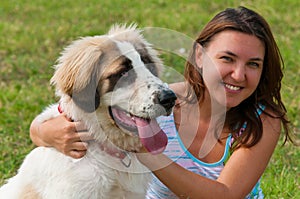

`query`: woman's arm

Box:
[30,113,93,159]
[138,152,228,198]
[138,113,281,199]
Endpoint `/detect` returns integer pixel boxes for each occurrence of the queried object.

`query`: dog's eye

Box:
[108,69,129,79]
[121,71,129,77]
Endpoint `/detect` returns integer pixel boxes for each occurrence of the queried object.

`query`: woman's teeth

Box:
[224,83,240,91]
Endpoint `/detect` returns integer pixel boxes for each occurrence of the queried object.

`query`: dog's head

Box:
[51,24,177,154]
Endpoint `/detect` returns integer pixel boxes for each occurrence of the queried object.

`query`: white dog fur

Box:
[0,24,176,199]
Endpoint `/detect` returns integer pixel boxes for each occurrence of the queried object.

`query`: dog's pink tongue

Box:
[134,117,167,154]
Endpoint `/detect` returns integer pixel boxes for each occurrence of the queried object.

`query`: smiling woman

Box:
[135,6,294,199]
[196,30,265,108]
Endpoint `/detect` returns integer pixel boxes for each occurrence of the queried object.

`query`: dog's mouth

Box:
[109,106,167,154]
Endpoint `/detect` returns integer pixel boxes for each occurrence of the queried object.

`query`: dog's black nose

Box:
[154,90,177,110]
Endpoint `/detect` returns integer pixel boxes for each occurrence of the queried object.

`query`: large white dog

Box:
[0,24,177,199]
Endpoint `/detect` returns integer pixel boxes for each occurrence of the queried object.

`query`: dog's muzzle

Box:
[153,89,177,112]
[109,88,177,155]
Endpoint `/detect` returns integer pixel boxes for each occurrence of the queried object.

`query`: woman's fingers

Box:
[71,141,89,151]
[73,121,88,132]
[78,132,94,142]
[68,130,94,143]
[53,114,94,159]
[61,141,89,159]
[69,149,87,159]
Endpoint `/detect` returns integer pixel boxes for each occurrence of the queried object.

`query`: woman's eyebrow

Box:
[222,50,237,57]
[222,50,263,61]
[249,57,264,62]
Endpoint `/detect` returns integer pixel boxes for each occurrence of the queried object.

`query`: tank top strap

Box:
[230,104,266,146]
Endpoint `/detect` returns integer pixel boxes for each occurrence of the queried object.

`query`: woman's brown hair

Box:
[184,6,292,150]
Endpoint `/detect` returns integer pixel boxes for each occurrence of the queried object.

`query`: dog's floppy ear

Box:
[71,72,101,113]
[51,36,105,112]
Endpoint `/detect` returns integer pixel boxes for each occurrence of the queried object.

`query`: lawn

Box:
[0,0,299,198]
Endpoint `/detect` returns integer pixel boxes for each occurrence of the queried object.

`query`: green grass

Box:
[0,0,299,198]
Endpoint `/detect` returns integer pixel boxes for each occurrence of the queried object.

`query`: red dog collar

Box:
[58,104,63,114]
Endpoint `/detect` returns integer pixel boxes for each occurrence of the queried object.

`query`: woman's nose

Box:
[231,64,246,82]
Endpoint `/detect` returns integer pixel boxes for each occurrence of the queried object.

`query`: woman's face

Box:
[196,30,265,108]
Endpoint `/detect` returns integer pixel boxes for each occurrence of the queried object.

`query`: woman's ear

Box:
[195,43,203,69]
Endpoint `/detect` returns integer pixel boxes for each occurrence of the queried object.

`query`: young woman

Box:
[30,6,292,198]
[137,6,292,198]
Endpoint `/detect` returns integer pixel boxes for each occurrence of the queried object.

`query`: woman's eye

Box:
[220,56,233,62]
[248,62,260,68]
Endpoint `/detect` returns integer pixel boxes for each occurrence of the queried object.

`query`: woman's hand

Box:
[30,113,94,159]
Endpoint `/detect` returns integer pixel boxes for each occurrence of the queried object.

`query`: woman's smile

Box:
[223,82,243,92]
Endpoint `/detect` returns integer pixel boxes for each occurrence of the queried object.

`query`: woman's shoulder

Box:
[260,107,281,134]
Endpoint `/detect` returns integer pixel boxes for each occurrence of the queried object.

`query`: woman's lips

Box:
[223,82,243,92]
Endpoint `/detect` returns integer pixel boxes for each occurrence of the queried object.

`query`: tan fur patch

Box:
[50,36,106,96]
[21,184,41,199]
